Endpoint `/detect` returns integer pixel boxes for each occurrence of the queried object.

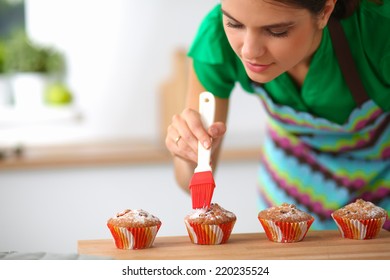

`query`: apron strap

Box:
[328,18,369,107]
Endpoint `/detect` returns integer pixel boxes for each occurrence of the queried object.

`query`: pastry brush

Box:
[189,91,216,209]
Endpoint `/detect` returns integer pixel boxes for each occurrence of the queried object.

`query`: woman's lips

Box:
[245,61,272,73]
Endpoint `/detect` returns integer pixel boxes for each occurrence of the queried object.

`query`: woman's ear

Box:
[318,0,337,29]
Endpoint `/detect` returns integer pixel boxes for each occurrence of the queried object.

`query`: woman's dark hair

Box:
[271,0,382,19]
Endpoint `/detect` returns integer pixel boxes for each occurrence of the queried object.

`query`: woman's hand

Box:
[165,107,227,165]
[167,61,229,190]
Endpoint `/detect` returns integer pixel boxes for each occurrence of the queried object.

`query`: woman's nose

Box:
[241,31,265,60]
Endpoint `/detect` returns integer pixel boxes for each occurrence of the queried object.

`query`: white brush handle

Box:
[195,92,215,172]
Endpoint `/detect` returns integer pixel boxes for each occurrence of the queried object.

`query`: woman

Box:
[165,0,390,230]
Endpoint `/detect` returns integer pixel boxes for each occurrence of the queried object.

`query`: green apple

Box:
[45,83,73,105]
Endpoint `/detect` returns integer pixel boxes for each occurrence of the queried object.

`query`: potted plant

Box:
[3,31,66,109]
[0,41,5,73]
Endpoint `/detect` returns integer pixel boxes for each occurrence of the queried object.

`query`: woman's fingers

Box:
[165,108,226,164]
[209,122,226,139]
[166,111,198,163]
[208,122,226,154]
[182,108,213,150]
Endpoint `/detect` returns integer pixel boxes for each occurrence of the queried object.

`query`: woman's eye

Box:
[267,29,289,38]
[226,21,243,29]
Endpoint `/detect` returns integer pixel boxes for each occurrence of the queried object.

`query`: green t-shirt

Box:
[188,1,390,124]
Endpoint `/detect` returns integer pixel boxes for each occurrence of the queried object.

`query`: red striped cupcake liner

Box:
[331,214,386,240]
[184,220,235,245]
[107,222,161,249]
[258,217,314,243]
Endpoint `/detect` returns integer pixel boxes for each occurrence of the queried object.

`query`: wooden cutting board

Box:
[78,230,390,260]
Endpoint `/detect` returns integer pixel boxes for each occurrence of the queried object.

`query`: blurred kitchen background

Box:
[0,0,266,254]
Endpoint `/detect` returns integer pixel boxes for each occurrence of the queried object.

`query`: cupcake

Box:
[184,203,236,245]
[331,199,387,240]
[258,203,314,243]
[107,209,161,249]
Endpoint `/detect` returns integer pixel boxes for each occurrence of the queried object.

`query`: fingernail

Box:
[203,140,210,149]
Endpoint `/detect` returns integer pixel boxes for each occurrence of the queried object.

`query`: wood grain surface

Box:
[78,230,390,260]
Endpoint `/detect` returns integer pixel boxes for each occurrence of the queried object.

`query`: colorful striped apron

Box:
[254,19,390,230]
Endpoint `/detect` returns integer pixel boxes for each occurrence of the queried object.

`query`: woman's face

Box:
[221,0,325,83]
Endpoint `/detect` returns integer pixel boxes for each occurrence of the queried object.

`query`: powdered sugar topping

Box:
[114,209,160,223]
[334,199,387,219]
[186,203,236,224]
[258,203,313,222]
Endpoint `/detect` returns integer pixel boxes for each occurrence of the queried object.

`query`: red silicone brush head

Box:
[189,171,216,209]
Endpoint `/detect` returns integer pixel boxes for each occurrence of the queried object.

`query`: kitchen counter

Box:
[0,139,261,170]
[78,230,390,260]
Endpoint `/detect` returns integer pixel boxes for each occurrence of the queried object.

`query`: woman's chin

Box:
[247,72,279,84]
[245,67,282,84]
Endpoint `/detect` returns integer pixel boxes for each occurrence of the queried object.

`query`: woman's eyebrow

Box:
[221,8,295,29]
[221,9,241,23]
[263,21,296,29]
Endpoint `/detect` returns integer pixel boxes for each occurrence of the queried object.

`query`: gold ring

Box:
[175,136,181,145]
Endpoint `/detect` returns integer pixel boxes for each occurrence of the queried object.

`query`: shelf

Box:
[0,105,82,126]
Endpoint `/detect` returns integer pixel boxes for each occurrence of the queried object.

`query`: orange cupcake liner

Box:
[107,223,161,249]
[184,220,235,245]
[331,214,386,240]
[258,218,314,243]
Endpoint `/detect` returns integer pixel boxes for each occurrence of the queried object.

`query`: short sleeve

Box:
[188,4,238,98]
